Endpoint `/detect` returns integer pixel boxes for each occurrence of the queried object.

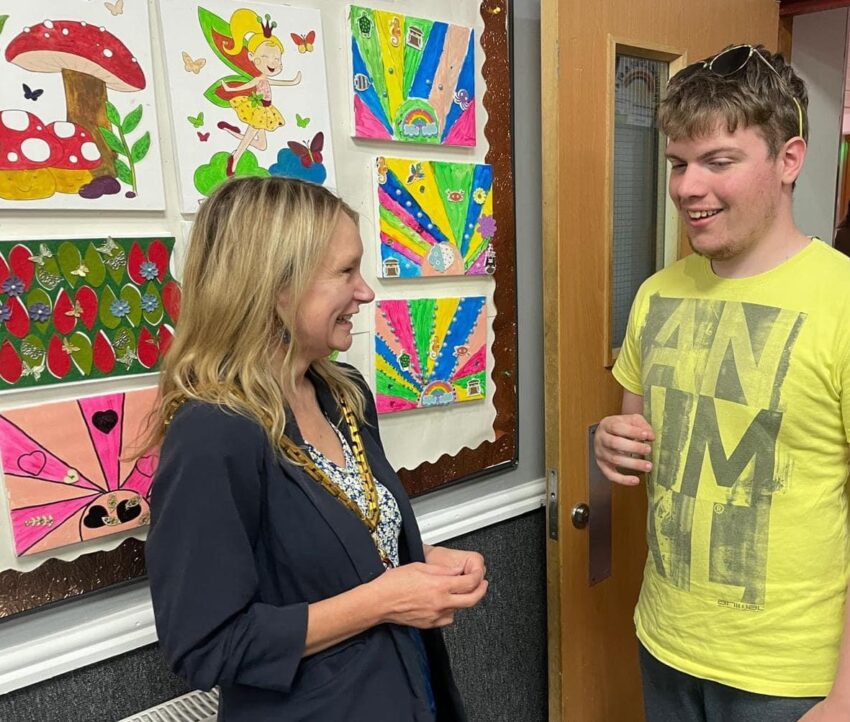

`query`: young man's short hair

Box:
[658,45,808,157]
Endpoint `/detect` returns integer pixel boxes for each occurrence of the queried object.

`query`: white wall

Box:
[792,8,848,242]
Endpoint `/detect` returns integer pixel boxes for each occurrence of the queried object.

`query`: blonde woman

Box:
[145,177,487,721]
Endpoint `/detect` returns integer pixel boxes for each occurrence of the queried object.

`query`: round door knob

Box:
[571,503,590,529]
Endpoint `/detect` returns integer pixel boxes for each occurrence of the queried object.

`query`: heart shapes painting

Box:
[0,388,159,556]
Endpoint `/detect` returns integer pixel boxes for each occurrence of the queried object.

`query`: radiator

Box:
[116,688,218,722]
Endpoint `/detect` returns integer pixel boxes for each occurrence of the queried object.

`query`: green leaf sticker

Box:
[83,243,106,287]
[105,100,121,128]
[99,286,121,329]
[35,256,63,290]
[122,105,143,134]
[20,334,45,375]
[130,132,151,163]
[99,127,126,156]
[112,327,137,368]
[142,282,163,326]
[120,284,142,327]
[25,288,52,331]
[68,331,92,375]
[57,242,83,287]
[114,157,133,186]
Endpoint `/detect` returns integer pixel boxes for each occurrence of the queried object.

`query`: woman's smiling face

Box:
[284,213,375,361]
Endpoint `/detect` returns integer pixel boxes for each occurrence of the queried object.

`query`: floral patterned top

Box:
[304,423,402,567]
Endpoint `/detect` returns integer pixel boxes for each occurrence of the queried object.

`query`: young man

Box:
[594,45,850,722]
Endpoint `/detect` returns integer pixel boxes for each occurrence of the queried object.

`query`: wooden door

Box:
[541,2,779,720]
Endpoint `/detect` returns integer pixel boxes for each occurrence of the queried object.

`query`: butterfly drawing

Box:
[291,31,316,53]
[187,112,204,128]
[182,51,206,74]
[197,131,210,142]
[288,132,324,168]
[22,83,43,101]
[296,113,311,128]
[407,162,424,184]
[104,0,124,16]
[28,243,53,266]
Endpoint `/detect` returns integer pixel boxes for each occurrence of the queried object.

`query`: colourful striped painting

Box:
[350,6,475,146]
[376,156,495,278]
[0,388,158,557]
[375,297,486,414]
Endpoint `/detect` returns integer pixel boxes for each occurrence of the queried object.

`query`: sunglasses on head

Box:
[686,44,804,139]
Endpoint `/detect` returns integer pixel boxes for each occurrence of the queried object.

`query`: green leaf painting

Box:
[0,237,180,390]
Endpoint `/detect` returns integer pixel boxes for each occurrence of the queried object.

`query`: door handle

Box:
[586,425,612,585]
[571,503,590,529]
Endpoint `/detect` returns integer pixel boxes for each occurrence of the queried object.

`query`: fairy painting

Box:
[158,0,337,212]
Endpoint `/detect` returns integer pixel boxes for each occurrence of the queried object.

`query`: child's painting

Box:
[0,388,158,557]
[0,237,180,390]
[350,6,476,147]
[376,156,495,278]
[158,1,337,212]
[0,3,165,209]
[375,297,486,414]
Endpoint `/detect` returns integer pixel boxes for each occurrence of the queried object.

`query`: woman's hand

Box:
[424,544,486,578]
[369,561,488,629]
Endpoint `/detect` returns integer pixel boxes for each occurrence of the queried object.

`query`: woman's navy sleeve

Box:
[145,403,308,693]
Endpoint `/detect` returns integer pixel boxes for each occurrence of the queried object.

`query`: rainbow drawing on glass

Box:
[158,1,337,212]
[350,7,476,146]
[0,2,166,209]
[376,156,495,278]
[375,297,486,414]
[0,388,158,556]
[0,237,180,390]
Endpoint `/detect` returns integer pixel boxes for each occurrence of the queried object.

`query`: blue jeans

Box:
[639,643,823,721]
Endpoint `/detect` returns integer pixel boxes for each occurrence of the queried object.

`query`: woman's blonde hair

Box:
[144,176,365,452]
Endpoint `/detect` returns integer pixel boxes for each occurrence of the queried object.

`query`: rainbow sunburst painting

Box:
[350,6,475,146]
[0,388,158,556]
[375,297,487,414]
[376,157,495,278]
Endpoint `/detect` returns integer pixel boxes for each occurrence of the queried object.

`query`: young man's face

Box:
[666,123,787,261]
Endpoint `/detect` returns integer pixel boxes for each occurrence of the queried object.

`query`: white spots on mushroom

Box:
[52,122,76,139]
[7,152,19,163]
[43,33,50,39]
[21,138,51,163]
[99,26,105,32]
[103,48,114,59]
[62,28,69,36]
[80,21,87,27]
[81,142,100,162]
[23,26,31,33]
[44,20,54,29]
[1,110,31,132]
[69,155,79,164]
[132,58,138,64]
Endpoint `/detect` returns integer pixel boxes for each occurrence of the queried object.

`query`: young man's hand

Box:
[594,413,655,486]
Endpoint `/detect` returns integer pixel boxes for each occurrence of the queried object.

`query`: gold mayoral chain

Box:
[278,397,392,568]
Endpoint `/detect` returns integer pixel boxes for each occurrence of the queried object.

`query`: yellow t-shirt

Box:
[613,239,850,697]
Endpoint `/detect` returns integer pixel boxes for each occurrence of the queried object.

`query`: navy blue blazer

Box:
[146,366,466,722]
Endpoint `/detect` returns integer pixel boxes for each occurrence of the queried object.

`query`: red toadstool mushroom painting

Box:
[0,5,164,209]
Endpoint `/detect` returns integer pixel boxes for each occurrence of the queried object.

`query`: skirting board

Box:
[0,477,545,694]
